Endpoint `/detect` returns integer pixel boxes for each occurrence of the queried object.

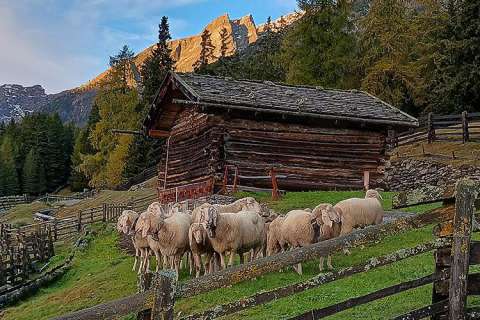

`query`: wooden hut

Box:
[143,72,418,200]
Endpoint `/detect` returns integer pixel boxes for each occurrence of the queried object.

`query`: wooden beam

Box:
[449,179,478,320]
[393,184,457,209]
[148,129,171,138]
[391,300,449,320]
[111,129,144,136]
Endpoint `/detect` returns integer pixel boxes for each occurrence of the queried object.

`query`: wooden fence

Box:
[0,195,32,212]
[392,111,480,147]
[51,178,479,320]
[0,224,54,286]
[38,190,96,204]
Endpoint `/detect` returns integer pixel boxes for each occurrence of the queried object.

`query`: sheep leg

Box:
[145,249,151,273]
[239,252,244,264]
[319,256,324,272]
[154,250,162,272]
[205,253,213,275]
[189,252,194,276]
[228,251,236,267]
[132,247,139,272]
[138,249,145,275]
[327,255,333,270]
[193,253,202,278]
[219,253,226,269]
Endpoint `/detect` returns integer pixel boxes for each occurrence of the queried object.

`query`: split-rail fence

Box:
[392,111,480,147]
[51,178,480,319]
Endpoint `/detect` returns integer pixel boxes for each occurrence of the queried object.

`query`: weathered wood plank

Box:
[449,179,478,320]
[288,273,443,320]
[181,240,449,320]
[393,184,457,209]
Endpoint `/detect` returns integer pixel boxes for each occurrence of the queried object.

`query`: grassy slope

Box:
[394,141,480,167]
[0,191,445,320]
[0,202,51,227]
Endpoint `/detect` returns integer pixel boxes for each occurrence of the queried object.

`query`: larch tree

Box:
[0,136,20,196]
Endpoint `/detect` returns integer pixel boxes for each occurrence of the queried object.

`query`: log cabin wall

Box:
[219,118,387,190]
[157,109,223,190]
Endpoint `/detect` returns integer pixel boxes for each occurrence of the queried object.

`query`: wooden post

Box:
[151,270,177,320]
[137,272,154,320]
[462,111,469,143]
[102,203,107,222]
[363,171,370,191]
[221,166,228,194]
[53,219,58,242]
[448,179,477,319]
[270,168,280,201]
[428,112,436,144]
[77,211,82,232]
[232,166,238,193]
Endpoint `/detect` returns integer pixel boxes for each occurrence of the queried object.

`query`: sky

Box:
[0,0,297,94]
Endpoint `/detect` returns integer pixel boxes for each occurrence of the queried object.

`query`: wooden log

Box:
[289,273,443,320]
[448,179,478,320]
[393,184,462,209]
[392,300,449,320]
[181,240,448,320]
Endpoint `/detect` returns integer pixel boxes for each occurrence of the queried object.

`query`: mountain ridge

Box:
[0,12,301,125]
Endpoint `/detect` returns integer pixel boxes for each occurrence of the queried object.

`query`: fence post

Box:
[102,203,107,222]
[462,111,469,143]
[136,272,154,320]
[428,112,435,144]
[151,270,177,320]
[270,168,280,201]
[53,219,58,242]
[77,211,82,232]
[448,179,477,319]
[363,171,370,191]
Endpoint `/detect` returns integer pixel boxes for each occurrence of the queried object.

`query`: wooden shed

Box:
[143,72,418,200]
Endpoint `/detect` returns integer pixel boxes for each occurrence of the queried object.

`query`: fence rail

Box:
[391,111,480,147]
[116,166,158,191]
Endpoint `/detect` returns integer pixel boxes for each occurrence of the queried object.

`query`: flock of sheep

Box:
[116,190,384,279]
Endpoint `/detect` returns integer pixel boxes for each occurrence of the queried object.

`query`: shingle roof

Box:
[156,72,418,128]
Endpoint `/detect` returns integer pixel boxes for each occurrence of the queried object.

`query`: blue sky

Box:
[0,0,297,93]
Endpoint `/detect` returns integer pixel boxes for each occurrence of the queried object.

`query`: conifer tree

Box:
[280,0,358,88]
[109,45,135,94]
[219,27,230,58]
[430,0,480,113]
[22,148,46,195]
[0,136,20,196]
[194,29,215,72]
[141,16,174,104]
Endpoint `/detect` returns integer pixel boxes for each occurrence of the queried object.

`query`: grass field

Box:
[0,191,450,320]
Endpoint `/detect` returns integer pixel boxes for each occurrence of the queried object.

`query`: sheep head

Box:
[244,197,262,212]
[117,210,138,235]
[313,203,341,228]
[147,202,170,219]
[189,223,207,246]
[365,189,383,200]
[204,207,218,238]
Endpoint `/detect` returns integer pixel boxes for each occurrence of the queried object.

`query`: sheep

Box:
[189,222,215,277]
[212,197,262,214]
[203,208,265,269]
[280,204,341,275]
[140,211,192,279]
[116,210,151,274]
[266,215,287,256]
[334,189,384,236]
[312,203,342,271]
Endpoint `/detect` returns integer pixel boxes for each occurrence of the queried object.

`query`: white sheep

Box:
[212,197,262,214]
[280,204,341,275]
[117,210,151,274]
[334,189,384,235]
[312,203,342,271]
[203,208,265,269]
[141,212,192,279]
[266,215,287,256]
